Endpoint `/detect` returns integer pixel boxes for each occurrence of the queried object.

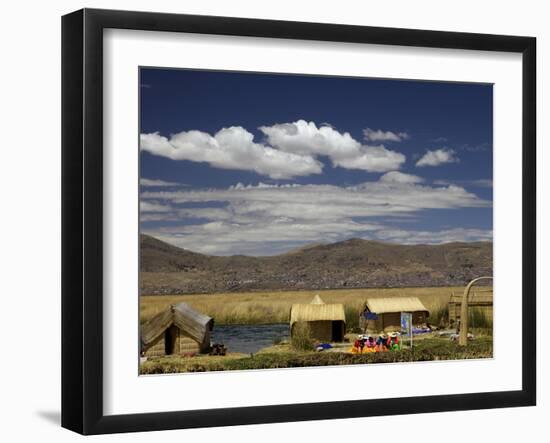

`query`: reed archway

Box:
[459,276,493,346]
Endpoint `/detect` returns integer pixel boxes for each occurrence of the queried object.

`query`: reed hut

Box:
[290,295,346,342]
[360,297,429,333]
[140,303,214,357]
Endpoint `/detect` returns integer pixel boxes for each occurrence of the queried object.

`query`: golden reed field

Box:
[140,286,477,326]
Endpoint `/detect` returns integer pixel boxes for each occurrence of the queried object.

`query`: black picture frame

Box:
[61,8,536,435]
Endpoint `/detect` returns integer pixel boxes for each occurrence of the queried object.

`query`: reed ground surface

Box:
[139,286,493,373]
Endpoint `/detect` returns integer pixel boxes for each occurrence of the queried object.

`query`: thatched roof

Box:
[290,295,345,327]
[141,303,213,347]
[364,297,429,314]
[311,294,324,304]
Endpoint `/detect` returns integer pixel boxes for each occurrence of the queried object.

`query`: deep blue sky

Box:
[139,67,493,256]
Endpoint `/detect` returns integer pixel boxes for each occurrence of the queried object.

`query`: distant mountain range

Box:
[140,234,493,295]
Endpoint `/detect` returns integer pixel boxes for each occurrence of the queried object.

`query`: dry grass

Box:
[140,286,478,325]
[291,322,314,351]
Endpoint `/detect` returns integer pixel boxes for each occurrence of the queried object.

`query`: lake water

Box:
[211,323,289,354]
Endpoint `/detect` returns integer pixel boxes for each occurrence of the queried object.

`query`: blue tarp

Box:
[364,312,379,320]
[412,327,431,334]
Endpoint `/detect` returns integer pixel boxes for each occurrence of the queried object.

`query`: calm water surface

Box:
[211,323,289,354]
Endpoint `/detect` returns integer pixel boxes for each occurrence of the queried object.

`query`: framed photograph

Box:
[62,8,536,435]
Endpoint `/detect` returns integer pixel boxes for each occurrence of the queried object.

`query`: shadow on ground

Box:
[36,410,61,426]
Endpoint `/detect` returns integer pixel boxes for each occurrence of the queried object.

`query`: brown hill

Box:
[140,234,492,295]
[140,233,210,272]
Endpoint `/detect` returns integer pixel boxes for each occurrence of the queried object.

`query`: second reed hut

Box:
[360,296,429,333]
[290,295,346,342]
[140,303,214,357]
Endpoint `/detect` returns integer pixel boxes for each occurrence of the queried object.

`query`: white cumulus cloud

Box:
[416,148,459,167]
[259,120,406,173]
[141,121,407,177]
[363,128,410,142]
[334,145,406,172]
[140,127,323,180]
